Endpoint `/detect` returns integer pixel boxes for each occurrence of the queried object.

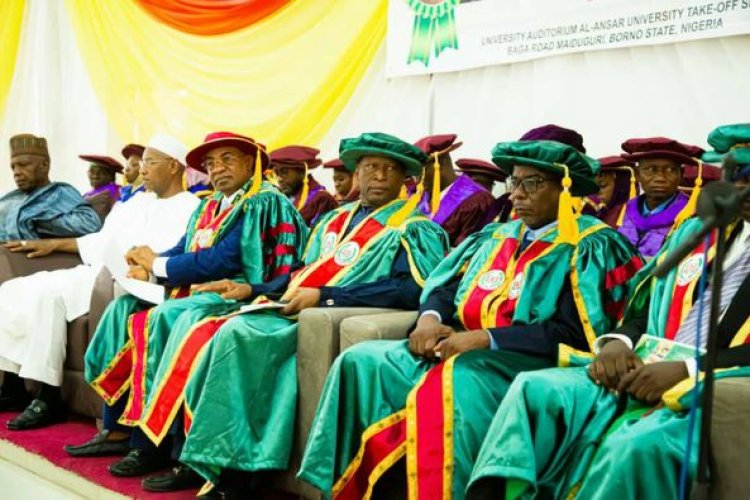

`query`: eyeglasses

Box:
[507,176,555,194]
[202,153,243,172]
[639,165,681,177]
[360,163,401,176]
[139,158,171,169]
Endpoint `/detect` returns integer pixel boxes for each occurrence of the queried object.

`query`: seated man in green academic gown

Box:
[466,123,750,500]
[132,132,450,496]
[67,132,308,480]
[298,140,643,500]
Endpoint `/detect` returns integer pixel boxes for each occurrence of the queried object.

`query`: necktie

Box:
[674,245,750,347]
[518,231,534,254]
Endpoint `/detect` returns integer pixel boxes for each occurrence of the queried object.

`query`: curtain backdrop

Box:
[0,0,25,124]
[134,0,291,35]
[63,0,386,154]
[1,1,749,195]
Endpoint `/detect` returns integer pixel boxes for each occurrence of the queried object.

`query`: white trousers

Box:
[0,265,99,386]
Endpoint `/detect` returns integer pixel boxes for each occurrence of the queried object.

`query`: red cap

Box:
[323,158,345,169]
[79,154,124,174]
[270,145,322,169]
[121,143,145,160]
[455,158,507,182]
[621,137,704,166]
[186,131,268,173]
[413,134,462,157]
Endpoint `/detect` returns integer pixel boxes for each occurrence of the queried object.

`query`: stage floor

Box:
[0,411,206,499]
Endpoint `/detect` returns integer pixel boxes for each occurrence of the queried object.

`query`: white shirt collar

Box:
[220,189,244,211]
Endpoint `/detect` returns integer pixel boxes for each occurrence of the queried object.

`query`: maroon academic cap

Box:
[621,137,704,166]
[79,154,124,174]
[455,158,507,182]
[598,155,635,170]
[413,134,463,156]
[270,145,322,169]
[682,162,722,188]
[121,143,145,160]
[519,124,586,153]
[323,158,345,169]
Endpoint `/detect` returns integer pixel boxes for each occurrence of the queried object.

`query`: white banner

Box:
[386,0,750,76]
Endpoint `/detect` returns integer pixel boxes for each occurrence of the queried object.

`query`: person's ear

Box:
[242,153,254,174]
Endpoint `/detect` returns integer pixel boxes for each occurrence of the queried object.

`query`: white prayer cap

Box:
[144,134,188,166]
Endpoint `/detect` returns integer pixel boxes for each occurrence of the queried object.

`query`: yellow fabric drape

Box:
[64,0,386,148]
[0,0,25,123]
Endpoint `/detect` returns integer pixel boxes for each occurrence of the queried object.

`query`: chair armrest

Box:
[296,307,403,447]
[712,377,750,499]
[0,246,82,283]
[340,311,418,351]
[87,267,115,341]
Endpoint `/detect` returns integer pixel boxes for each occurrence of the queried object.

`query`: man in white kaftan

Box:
[0,136,199,430]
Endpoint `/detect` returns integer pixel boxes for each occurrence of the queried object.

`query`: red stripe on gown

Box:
[141,317,230,442]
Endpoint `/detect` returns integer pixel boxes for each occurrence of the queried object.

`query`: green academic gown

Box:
[136,199,449,483]
[466,217,734,499]
[84,183,307,424]
[298,215,641,500]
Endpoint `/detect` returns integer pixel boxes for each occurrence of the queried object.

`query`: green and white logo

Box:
[478,270,505,291]
[508,273,525,300]
[195,228,214,249]
[334,241,361,266]
[677,254,704,286]
[321,232,337,256]
[406,0,460,66]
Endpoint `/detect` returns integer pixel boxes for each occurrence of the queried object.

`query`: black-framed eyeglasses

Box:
[201,153,243,172]
[507,176,555,194]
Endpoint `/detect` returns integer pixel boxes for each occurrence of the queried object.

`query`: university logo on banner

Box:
[387,0,750,76]
[405,0,461,65]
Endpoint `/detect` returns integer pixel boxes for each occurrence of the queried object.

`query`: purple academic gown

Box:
[618,191,689,258]
[83,182,121,204]
[418,174,496,246]
[293,177,338,227]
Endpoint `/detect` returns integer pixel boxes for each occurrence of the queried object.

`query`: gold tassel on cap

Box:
[615,166,636,227]
[388,182,424,227]
[554,163,579,245]
[248,144,264,196]
[399,184,408,200]
[296,162,310,209]
[430,154,441,215]
[624,166,637,200]
[671,160,702,233]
